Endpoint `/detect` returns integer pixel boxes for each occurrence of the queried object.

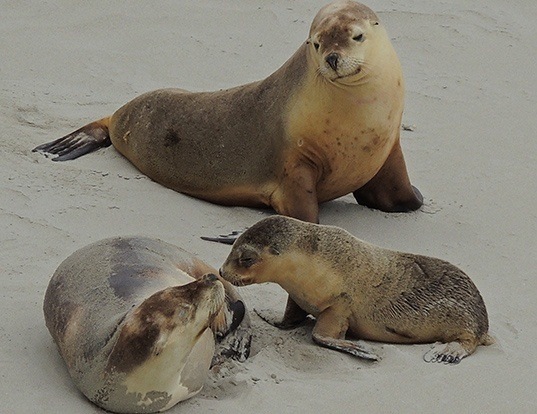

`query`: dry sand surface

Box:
[2,0,536,413]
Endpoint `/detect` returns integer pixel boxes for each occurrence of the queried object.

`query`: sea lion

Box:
[43,236,251,413]
[219,216,493,364]
[33,0,422,223]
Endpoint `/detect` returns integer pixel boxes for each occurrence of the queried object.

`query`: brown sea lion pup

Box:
[219,216,493,364]
[43,236,251,413]
[33,0,422,223]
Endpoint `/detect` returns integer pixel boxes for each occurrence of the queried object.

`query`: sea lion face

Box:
[99,274,225,412]
[220,216,305,286]
[219,244,269,286]
[308,1,381,84]
[110,273,225,374]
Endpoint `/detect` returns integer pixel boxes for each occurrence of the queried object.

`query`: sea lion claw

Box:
[423,342,465,365]
[216,323,252,362]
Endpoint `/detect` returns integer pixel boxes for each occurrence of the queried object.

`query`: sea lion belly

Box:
[285,75,403,202]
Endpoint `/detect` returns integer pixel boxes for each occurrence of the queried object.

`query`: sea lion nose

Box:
[202,273,218,283]
[326,53,339,71]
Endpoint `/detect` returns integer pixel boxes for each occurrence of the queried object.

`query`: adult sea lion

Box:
[219,216,493,364]
[33,1,422,223]
[43,236,251,413]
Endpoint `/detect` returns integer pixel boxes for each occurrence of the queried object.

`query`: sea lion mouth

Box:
[219,268,252,287]
[235,278,252,287]
[319,61,364,83]
[335,66,362,80]
[227,277,251,287]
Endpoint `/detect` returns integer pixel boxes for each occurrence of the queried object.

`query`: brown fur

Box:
[220,216,492,364]
[43,237,250,413]
[106,282,219,374]
[33,1,422,222]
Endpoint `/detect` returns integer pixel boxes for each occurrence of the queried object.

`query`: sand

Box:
[1,0,536,412]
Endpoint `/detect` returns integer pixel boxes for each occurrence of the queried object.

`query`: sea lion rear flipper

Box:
[422,336,480,365]
[353,140,423,212]
[33,117,111,161]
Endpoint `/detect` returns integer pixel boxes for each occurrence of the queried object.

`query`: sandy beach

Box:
[1,0,536,412]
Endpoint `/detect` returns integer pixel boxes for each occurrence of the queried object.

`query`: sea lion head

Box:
[108,273,225,375]
[94,273,225,413]
[219,216,306,286]
[307,1,386,85]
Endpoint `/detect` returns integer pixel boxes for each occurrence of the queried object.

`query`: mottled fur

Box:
[44,237,250,413]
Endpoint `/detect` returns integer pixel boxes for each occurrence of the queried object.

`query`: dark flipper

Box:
[201,230,245,245]
[214,301,252,363]
[255,296,309,329]
[353,140,423,212]
[213,277,252,363]
[422,341,470,365]
[33,117,111,161]
[312,307,380,361]
[312,333,379,361]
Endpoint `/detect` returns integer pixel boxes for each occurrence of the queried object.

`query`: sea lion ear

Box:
[306,38,311,45]
[269,246,280,256]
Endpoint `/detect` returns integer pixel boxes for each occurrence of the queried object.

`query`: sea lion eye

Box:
[313,42,320,51]
[238,257,255,268]
[353,34,364,42]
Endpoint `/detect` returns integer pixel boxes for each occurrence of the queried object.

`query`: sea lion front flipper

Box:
[271,163,320,223]
[312,333,379,361]
[201,230,244,245]
[255,296,308,329]
[353,140,423,212]
[214,314,252,363]
[312,307,379,361]
[33,117,111,161]
[213,277,252,362]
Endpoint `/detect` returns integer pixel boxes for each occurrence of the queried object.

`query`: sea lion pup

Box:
[219,216,493,364]
[44,236,251,413]
[33,0,422,223]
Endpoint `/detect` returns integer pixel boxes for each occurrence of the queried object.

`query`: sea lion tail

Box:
[33,117,112,161]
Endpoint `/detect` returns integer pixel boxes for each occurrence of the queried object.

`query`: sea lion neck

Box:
[252,42,310,104]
